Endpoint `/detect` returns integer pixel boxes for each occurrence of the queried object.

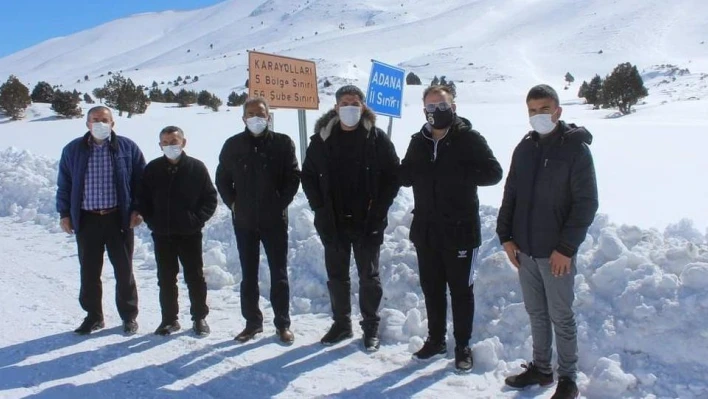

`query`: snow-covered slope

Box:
[1,1,708,398]
[1,0,707,102]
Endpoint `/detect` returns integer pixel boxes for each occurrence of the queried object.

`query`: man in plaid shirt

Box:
[57,106,146,335]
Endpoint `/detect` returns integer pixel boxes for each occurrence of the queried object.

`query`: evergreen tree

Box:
[577,81,589,100]
[176,89,197,107]
[83,93,95,104]
[102,74,150,117]
[227,91,248,107]
[163,88,177,103]
[565,72,575,84]
[92,87,108,104]
[197,90,212,106]
[51,90,82,118]
[601,62,648,114]
[0,75,32,120]
[31,81,55,103]
[585,75,604,108]
[431,76,440,86]
[149,88,165,102]
[406,72,422,85]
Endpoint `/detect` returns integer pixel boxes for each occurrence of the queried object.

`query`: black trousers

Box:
[76,211,138,321]
[323,225,383,329]
[233,224,290,329]
[416,241,477,347]
[152,233,209,323]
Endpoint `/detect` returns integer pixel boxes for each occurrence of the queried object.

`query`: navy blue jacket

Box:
[56,131,146,232]
[496,121,598,258]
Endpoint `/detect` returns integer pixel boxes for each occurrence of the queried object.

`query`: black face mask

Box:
[426,108,455,129]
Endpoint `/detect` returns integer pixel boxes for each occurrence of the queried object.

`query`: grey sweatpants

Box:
[518,252,578,379]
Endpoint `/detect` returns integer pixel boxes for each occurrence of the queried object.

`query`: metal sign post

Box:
[298,109,307,162]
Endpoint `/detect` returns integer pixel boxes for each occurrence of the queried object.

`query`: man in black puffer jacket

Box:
[302,85,399,352]
[141,126,218,337]
[399,85,502,373]
[215,97,301,345]
[498,85,598,399]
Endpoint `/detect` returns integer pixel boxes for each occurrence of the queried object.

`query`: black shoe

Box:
[74,317,105,335]
[505,362,554,389]
[154,320,181,336]
[123,319,138,335]
[276,328,295,345]
[320,323,353,345]
[454,346,473,373]
[193,319,210,336]
[234,325,263,342]
[412,338,446,360]
[363,326,380,352]
[551,377,579,399]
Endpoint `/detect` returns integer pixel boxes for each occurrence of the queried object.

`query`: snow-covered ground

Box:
[1,0,708,398]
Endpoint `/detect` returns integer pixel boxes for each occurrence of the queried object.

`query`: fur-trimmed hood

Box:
[313,107,377,141]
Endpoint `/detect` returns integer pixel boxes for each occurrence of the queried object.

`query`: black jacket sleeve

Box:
[496,149,518,244]
[280,136,301,208]
[301,138,324,210]
[371,131,400,220]
[465,131,503,187]
[138,163,154,226]
[556,144,599,256]
[398,138,416,188]
[196,162,218,224]
[215,140,235,207]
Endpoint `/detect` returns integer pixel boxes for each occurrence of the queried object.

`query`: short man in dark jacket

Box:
[498,85,598,399]
[301,85,399,352]
[215,97,301,344]
[140,126,217,337]
[56,106,145,335]
[400,85,502,372]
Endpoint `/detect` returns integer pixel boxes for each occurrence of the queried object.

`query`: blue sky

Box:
[0,0,224,58]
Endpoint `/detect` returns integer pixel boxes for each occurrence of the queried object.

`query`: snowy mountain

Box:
[1,1,708,398]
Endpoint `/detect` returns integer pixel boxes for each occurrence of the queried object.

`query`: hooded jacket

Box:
[301,108,399,245]
[399,116,503,249]
[496,120,599,258]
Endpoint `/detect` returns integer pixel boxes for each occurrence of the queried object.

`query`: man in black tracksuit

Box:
[215,97,301,344]
[498,85,598,399]
[141,126,217,336]
[399,85,502,372]
[302,85,399,351]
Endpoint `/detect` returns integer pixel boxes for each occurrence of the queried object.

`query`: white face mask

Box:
[162,145,183,160]
[91,122,112,141]
[338,106,361,127]
[246,116,268,136]
[529,113,557,135]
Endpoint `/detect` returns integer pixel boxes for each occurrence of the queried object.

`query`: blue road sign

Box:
[366,60,405,118]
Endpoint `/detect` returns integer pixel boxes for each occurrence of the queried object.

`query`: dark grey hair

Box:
[242,97,270,116]
[335,85,365,103]
[159,125,184,138]
[526,84,559,106]
[86,106,112,121]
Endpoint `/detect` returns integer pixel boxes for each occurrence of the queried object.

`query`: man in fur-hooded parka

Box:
[301,85,399,351]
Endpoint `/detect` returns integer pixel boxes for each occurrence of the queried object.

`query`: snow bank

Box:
[2,147,707,398]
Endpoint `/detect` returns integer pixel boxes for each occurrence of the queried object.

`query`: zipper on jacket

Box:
[527,140,542,253]
[167,163,177,236]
